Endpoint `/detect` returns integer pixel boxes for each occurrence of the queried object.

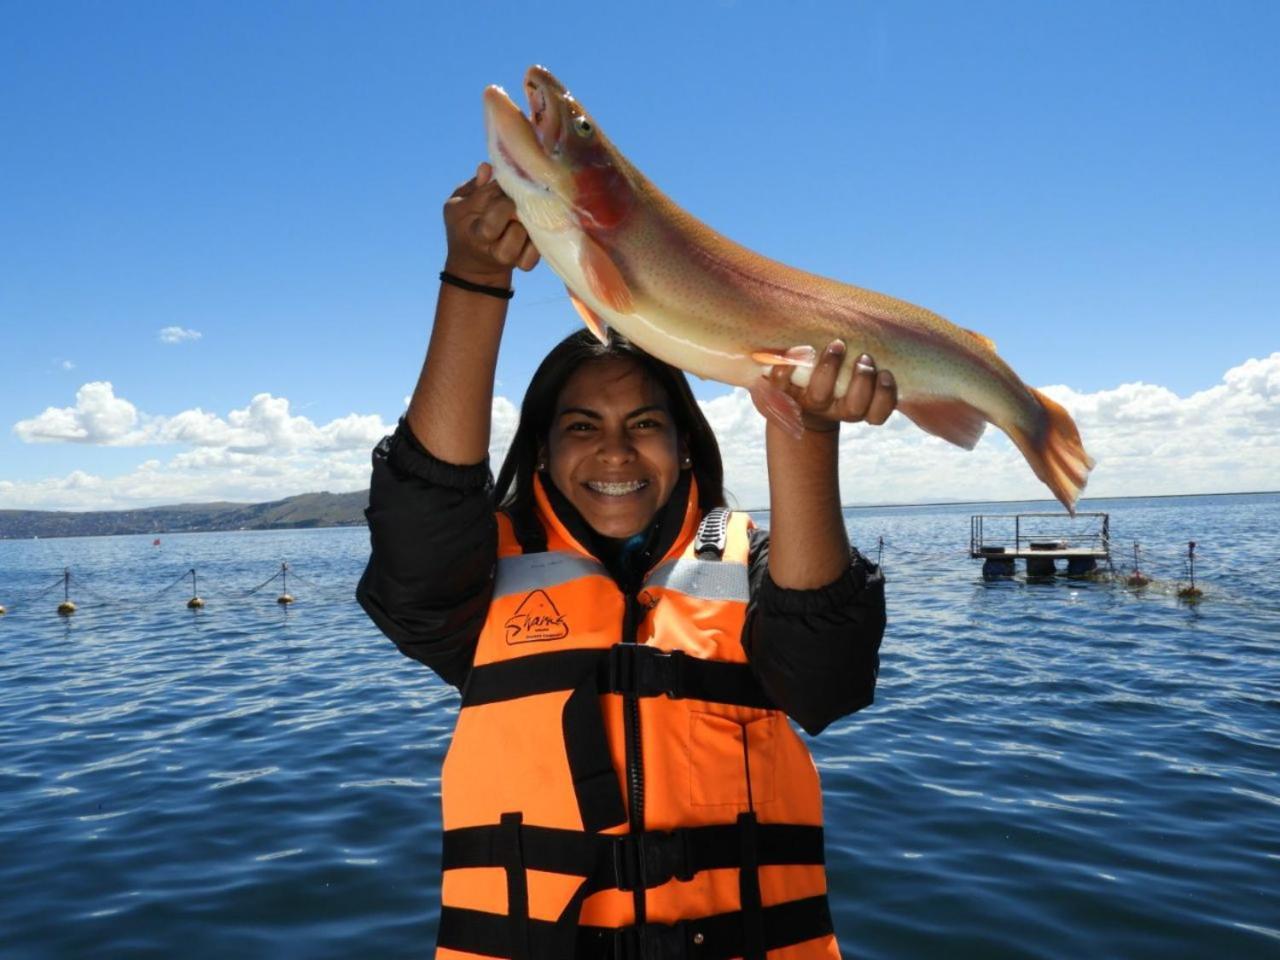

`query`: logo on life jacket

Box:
[504,589,569,644]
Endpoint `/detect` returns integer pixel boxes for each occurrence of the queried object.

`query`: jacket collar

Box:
[533,471,698,590]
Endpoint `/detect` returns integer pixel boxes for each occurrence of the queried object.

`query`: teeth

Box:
[587,480,648,496]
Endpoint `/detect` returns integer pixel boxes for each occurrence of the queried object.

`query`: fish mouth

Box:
[483,83,561,188]
[525,78,561,152]
[524,65,572,154]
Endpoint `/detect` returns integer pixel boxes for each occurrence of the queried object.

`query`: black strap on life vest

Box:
[443,820,824,889]
[737,812,765,960]
[499,812,531,960]
[462,643,774,710]
[437,894,834,960]
[563,668,629,833]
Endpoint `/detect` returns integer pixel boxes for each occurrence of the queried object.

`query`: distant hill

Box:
[0,491,369,540]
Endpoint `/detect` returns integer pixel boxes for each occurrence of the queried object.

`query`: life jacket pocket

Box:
[689,710,777,807]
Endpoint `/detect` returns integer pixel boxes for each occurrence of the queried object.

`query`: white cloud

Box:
[490,396,520,468]
[14,382,148,445]
[5,385,395,510]
[57,359,75,371]
[158,326,202,344]
[5,353,1279,512]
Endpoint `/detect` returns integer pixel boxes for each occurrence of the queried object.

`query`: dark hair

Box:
[494,329,725,528]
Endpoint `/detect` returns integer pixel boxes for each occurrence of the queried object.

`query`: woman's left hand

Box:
[766,340,899,433]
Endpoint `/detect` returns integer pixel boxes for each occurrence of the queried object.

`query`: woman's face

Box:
[543,357,688,539]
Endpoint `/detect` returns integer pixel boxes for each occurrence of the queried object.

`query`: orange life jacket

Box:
[435,476,840,960]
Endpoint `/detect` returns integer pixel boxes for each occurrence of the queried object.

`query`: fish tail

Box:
[1009,388,1096,515]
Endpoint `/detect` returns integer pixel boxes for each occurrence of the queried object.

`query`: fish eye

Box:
[573,116,593,138]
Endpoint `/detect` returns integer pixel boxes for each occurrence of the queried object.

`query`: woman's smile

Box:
[583,478,650,496]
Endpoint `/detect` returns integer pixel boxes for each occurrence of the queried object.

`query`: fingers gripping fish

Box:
[483,66,1095,513]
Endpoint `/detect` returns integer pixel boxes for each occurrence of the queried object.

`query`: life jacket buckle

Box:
[650,648,687,700]
[606,644,688,700]
[610,828,695,892]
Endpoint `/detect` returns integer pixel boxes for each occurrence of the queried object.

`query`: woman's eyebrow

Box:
[557,404,665,420]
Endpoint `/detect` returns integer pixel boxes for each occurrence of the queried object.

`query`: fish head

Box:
[484,65,635,234]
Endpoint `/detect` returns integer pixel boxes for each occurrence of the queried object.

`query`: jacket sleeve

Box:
[741,528,886,736]
[355,419,497,690]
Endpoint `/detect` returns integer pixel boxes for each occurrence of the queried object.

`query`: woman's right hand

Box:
[443,162,540,287]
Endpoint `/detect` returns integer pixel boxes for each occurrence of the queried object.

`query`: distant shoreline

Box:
[3,488,1275,541]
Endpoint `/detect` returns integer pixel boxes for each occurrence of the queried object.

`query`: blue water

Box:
[1,494,1277,958]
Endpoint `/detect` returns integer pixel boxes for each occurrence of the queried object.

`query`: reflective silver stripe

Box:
[644,557,750,603]
[494,550,608,599]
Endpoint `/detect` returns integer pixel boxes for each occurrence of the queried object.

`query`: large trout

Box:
[484,65,1095,512]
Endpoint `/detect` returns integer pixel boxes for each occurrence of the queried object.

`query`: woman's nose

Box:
[596,430,636,463]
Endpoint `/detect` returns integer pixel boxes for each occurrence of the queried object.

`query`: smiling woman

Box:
[355,164,895,959]
[495,336,723,542]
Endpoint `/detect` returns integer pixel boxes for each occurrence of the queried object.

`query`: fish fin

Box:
[750,346,818,368]
[748,381,806,440]
[960,327,997,352]
[578,235,633,313]
[897,395,989,450]
[1007,388,1096,515]
[567,287,609,343]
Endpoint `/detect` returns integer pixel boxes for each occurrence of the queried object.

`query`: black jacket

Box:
[356,421,886,735]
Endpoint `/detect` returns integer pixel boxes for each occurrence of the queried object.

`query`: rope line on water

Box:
[0,560,353,617]
[2,530,1220,618]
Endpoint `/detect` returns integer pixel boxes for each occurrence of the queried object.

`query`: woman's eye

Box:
[632,419,663,430]
[567,421,595,432]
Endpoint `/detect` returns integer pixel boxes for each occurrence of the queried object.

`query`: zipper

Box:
[621,589,646,924]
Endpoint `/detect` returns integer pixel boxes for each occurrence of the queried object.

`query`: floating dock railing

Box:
[970,512,1111,579]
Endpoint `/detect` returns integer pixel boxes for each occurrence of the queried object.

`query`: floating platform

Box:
[970,513,1111,579]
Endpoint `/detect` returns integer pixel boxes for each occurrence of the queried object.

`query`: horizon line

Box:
[740,488,1280,513]
[1,486,1276,521]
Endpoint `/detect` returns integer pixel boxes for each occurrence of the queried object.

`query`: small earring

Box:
[681,456,692,468]
[536,460,546,472]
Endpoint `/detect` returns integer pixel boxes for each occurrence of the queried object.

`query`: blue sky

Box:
[2,1,1278,510]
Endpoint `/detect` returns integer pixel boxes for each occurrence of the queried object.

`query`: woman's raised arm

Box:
[356,165,539,688]
[761,342,898,587]
[406,163,539,463]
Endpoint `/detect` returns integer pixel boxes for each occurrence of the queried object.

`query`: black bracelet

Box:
[439,270,514,300]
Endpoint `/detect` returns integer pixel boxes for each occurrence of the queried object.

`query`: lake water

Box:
[1,494,1277,958]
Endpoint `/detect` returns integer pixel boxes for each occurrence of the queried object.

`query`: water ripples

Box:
[2,499,1278,957]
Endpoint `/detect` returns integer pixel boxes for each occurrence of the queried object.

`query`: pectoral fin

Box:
[578,234,633,313]
[567,288,609,344]
[750,346,818,367]
[750,345,819,388]
[748,381,806,440]
[897,395,988,450]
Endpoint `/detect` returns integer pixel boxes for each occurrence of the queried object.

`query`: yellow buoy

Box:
[187,596,205,609]
[1177,585,1203,603]
[57,601,77,616]
[277,594,294,605]
[0,604,7,615]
